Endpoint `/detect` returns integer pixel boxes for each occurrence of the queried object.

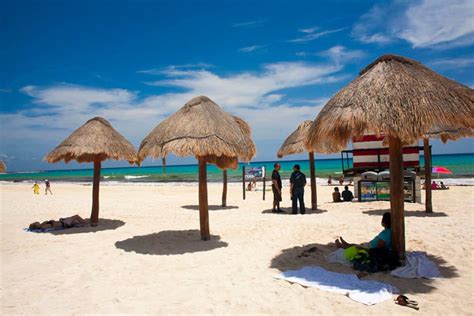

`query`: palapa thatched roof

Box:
[277,120,313,158]
[45,117,137,164]
[306,54,474,153]
[0,160,6,173]
[138,96,256,169]
[425,127,474,143]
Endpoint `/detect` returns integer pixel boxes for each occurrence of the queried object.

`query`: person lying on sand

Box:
[335,212,392,251]
[29,215,88,230]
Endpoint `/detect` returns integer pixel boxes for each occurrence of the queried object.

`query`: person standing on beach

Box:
[271,163,283,213]
[32,182,40,195]
[290,164,306,214]
[44,179,53,195]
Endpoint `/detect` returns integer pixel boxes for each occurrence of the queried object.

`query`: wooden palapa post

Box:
[162,157,166,175]
[222,170,227,207]
[90,156,101,226]
[423,138,433,213]
[309,151,317,210]
[389,136,405,258]
[198,157,210,240]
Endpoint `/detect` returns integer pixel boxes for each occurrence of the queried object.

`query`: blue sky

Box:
[1,0,473,171]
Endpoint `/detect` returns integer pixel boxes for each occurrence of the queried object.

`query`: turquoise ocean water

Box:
[1,153,473,183]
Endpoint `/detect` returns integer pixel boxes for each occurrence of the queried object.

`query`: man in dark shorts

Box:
[272,163,283,213]
[290,164,306,214]
[45,179,53,195]
[341,185,354,202]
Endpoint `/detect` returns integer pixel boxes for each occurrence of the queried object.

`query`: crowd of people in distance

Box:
[422,180,449,190]
[32,179,53,195]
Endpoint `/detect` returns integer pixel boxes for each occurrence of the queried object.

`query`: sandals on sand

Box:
[395,295,419,310]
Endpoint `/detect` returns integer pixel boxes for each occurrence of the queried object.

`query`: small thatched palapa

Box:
[277,120,318,210]
[45,117,137,226]
[0,160,6,173]
[138,96,256,240]
[277,121,312,158]
[138,96,256,168]
[305,54,474,258]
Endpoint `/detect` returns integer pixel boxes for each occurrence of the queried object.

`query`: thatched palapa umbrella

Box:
[45,117,137,226]
[277,120,317,210]
[306,54,474,257]
[0,160,6,173]
[138,96,256,240]
[423,127,473,213]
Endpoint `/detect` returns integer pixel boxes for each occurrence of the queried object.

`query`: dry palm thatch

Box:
[277,120,313,158]
[138,96,256,168]
[45,117,137,226]
[138,96,256,240]
[306,54,474,153]
[0,160,6,173]
[45,117,137,164]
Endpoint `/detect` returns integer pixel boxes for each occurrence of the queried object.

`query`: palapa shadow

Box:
[115,229,228,255]
[362,209,448,217]
[262,207,328,215]
[51,218,125,235]
[270,242,458,294]
[181,205,239,211]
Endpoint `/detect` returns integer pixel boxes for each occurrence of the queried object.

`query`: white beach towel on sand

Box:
[275,266,398,305]
[390,251,441,279]
[324,248,351,266]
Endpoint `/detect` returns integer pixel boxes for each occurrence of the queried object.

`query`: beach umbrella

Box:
[277,120,318,210]
[422,128,472,212]
[45,117,137,226]
[0,160,6,173]
[432,166,453,176]
[138,96,256,240]
[305,54,474,257]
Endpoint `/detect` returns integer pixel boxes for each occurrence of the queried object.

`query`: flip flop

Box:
[395,295,419,310]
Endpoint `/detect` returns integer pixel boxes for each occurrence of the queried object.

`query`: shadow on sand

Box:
[115,229,228,255]
[270,242,458,294]
[262,207,328,215]
[181,205,239,211]
[362,209,448,217]
[50,218,125,235]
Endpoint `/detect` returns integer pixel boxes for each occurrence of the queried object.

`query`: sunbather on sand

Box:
[29,215,87,230]
[335,212,392,250]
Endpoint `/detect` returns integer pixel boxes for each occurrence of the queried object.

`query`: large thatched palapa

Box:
[45,117,137,226]
[306,54,474,257]
[277,120,317,210]
[138,95,256,240]
[422,127,474,213]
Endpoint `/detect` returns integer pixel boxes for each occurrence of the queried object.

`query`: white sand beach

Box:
[1,182,473,315]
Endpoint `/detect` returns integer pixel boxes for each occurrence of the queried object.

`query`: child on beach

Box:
[32,182,40,195]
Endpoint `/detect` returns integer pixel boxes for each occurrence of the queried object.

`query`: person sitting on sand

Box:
[29,215,87,230]
[431,181,439,190]
[341,185,354,202]
[440,181,449,190]
[332,187,342,202]
[335,212,392,251]
[339,176,344,185]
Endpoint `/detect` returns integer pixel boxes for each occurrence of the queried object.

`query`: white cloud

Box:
[238,45,265,53]
[353,0,474,48]
[232,20,266,28]
[289,27,347,43]
[430,57,474,69]
[138,63,214,75]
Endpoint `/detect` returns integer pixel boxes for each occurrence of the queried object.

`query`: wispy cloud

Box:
[238,45,265,53]
[232,19,266,28]
[352,0,474,48]
[320,46,366,63]
[0,88,12,93]
[138,63,213,75]
[429,57,474,69]
[288,27,347,43]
